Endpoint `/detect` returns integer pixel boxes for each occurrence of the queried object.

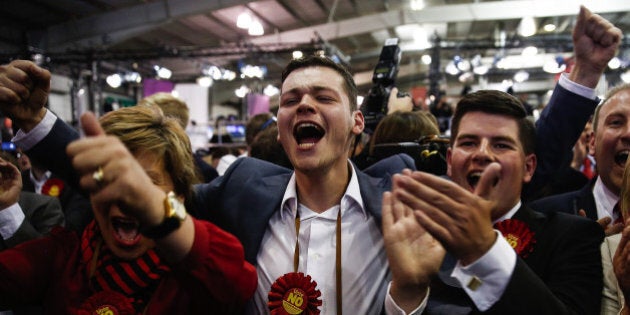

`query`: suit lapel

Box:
[240,172,291,264]
[574,180,597,220]
[356,169,391,228]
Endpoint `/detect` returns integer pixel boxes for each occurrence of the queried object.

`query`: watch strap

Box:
[141,216,181,239]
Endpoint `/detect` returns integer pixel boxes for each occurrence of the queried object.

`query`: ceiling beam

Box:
[38,0,630,55]
[249,0,630,45]
[38,0,256,52]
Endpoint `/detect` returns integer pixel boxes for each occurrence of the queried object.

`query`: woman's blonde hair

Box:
[99,105,199,202]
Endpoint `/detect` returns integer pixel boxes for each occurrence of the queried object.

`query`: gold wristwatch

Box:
[141,191,187,239]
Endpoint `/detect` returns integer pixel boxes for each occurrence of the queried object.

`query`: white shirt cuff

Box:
[0,203,26,240]
[12,109,57,151]
[558,73,598,100]
[384,281,428,315]
[451,231,517,311]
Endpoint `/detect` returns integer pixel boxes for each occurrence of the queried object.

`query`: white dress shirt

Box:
[29,169,51,194]
[0,204,25,240]
[593,176,620,224]
[248,162,426,315]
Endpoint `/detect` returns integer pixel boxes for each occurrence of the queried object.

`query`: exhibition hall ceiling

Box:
[1,0,629,94]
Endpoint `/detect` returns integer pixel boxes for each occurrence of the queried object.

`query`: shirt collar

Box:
[593,176,619,214]
[30,170,51,185]
[279,160,366,221]
[494,201,522,224]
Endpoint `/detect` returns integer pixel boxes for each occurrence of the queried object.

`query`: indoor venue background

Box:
[0,0,628,150]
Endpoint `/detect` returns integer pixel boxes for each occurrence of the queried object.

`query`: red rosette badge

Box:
[77,291,135,315]
[268,272,322,315]
[41,178,64,197]
[495,219,536,258]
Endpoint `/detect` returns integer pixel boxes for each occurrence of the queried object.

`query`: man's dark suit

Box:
[524,83,599,201]
[21,170,92,233]
[427,206,604,315]
[528,179,597,220]
[0,191,64,250]
[192,154,415,263]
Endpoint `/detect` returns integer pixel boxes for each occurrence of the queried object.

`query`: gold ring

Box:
[92,167,104,184]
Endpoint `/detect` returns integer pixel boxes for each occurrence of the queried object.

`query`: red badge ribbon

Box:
[77,291,135,315]
[494,219,536,258]
[268,272,322,315]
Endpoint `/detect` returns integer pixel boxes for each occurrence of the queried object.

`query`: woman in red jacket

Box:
[0,105,256,314]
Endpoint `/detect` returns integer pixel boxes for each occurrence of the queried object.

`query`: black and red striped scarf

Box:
[80,220,170,313]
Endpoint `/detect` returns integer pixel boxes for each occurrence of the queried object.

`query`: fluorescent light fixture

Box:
[222,70,236,81]
[249,19,264,36]
[473,65,489,75]
[235,85,250,98]
[411,0,425,10]
[237,12,251,29]
[106,74,122,88]
[124,72,142,83]
[196,76,213,87]
[519,16,536,37]
[421,54,432,65]
[514,70,529,83]
[292,51,304,59]
[522,46,538,56]
[456,59,471,72]
[445,61,459,75]
[543,59,566,73]
[154,65,172,79]
[608,57,621,70]
[263,84,280,96]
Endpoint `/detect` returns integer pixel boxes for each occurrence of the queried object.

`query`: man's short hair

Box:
[450,89,536,155]
[592,82,630,132]
[281,55,358,111]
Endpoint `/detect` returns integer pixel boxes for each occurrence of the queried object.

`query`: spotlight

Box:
[196,76,213,88]
[106,74,122,88]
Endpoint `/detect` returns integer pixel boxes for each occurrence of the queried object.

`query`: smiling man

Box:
[389,90,604,314]
[531,83,630,236]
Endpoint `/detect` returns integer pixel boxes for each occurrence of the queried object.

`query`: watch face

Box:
[168,192,187,220]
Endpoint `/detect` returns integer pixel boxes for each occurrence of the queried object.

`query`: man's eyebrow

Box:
[455,134,518,144]
[455,133,478,141]
[282,85,337,95]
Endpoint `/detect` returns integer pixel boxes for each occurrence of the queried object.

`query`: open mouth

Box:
[293,122,325,148]
[615,150,629,167]
[111,217,141,246]
[467,171,482,189]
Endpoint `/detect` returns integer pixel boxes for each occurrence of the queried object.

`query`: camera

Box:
[361,38,403,134]
[370,135,450,176]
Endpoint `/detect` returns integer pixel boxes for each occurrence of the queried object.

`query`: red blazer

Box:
[0,219,257,314]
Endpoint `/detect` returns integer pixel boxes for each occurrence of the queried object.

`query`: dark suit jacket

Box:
[192,154,415,263]
[21,170,92,233]
[523,83,599,202]
[528,178,597,220]
[427,206,604,315]
[0,191,64,250]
